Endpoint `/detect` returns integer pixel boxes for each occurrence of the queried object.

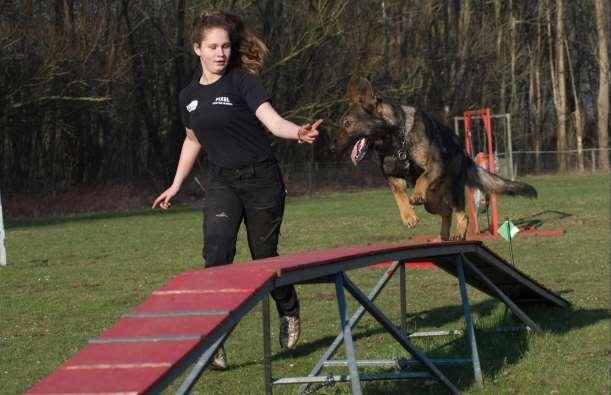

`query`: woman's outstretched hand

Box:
[298,119,323,144]
[152,185,179,210]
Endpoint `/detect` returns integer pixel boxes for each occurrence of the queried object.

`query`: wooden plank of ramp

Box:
[96,315,226,339]
[27,340,201,394]
[160,264,277,291]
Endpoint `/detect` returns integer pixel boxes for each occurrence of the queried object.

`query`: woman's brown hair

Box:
[191,10,268,75]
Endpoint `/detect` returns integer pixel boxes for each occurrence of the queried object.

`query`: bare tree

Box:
[547,0,569,172]
[528,1,547,173]
[509,0,518,117]
[494,0,506,114]
[565,40,585,172]
[594,0,609,171]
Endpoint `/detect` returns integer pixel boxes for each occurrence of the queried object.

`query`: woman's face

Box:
[194,27,231,79]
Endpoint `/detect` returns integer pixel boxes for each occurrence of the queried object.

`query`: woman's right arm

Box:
[152,128,202,209]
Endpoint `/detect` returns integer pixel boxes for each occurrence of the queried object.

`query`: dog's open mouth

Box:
[351,137,370,165]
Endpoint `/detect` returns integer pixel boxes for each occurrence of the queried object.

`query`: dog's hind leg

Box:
[388,177,418,228]
[451,211,468,240]
[424,184,453,241]
[440,214,452,241]
[448,176,468,240]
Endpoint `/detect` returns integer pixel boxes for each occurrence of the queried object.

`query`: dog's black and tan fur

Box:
[334,77,537,240]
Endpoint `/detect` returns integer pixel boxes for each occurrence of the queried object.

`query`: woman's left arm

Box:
[255,102,322,144]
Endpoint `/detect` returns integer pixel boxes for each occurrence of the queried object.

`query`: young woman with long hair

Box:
[153,10,322,369]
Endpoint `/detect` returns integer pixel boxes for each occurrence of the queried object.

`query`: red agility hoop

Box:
[463,108,499,237]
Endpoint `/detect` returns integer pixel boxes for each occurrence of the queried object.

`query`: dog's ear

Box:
[347,77,377,111]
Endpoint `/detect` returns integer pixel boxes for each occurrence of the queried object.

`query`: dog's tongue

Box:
[351,138,367,165]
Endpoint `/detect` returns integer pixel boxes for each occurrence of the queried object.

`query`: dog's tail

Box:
[466,161,537,198]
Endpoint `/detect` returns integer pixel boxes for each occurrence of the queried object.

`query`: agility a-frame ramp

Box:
[27,241,569,395]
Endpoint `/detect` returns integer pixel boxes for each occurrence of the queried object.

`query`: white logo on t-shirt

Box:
[212,96,233,106]
[186,100,198,112]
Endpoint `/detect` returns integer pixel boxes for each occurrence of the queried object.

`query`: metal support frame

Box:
[334,273,362,394]
[460,254,542,333]
[455,255,483,387]
[274,263,460,394]
[400,262,407,334]
[260,257,509,394]
[297,260,402,394]
[293,258,483,393]
[263,296,273,395]
[280,260,460,394]
[341,275,461,394]
[178,250,544,394]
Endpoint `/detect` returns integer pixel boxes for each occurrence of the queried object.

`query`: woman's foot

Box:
[210,345,227,370]
[279,315,300,350]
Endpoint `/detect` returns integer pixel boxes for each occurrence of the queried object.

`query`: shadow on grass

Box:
[233,300,609,394]
[526,305,610,334]
[512,209,572,229]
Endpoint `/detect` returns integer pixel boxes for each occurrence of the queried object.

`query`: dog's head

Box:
[332,77,401,165]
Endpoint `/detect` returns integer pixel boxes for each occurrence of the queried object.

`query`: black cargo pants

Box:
[203,158,299,317]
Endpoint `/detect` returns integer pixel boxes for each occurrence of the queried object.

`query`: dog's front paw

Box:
[449,233,467,241]
[401,214,419,228]
[409,194,426,205]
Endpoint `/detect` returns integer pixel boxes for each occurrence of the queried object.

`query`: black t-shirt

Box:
[179,68,272,169]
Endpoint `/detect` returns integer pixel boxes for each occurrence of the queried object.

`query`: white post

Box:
[0,191,6,266]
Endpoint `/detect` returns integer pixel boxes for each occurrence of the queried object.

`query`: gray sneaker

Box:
[210,345,227,370]
[279,315,300,350]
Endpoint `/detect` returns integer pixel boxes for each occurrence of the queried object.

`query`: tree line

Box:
[1,0,609,195]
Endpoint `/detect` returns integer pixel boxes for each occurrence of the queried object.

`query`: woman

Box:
[152,10,321,369]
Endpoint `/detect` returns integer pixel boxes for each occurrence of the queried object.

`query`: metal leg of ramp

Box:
[400,262,407,335]
[456,255,483,387]
[263,295,273,395]
[334,272,362,394]
[460,254,542,333]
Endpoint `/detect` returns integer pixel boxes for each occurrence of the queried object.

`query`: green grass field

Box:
[1,174,609,394]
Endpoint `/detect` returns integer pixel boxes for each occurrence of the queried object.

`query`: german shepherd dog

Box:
[332,77,537,240]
